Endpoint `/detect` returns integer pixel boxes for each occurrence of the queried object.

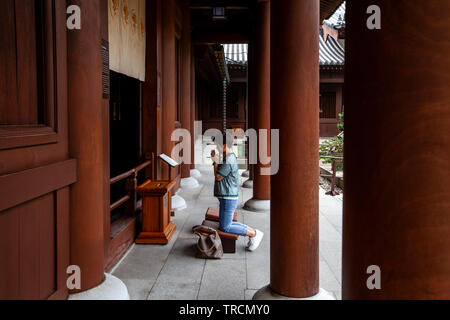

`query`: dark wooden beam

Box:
[320,0,344,22]
[190,0,251,9]
[193,31,249,44]
[194,45,222,84]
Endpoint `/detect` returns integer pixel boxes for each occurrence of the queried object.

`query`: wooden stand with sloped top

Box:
[136,180,176,245]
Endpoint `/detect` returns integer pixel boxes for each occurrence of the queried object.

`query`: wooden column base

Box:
[136,222,176,245]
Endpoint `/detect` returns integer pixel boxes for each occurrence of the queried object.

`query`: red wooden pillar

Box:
[242,40,255,189]
[143,0,163,180]
[269,0,320,298]
[180,0,192,179]
[161,0,176,180]
[244,0,271,212]
[343,1,450,299]
[190,48,196,170]
[67,0,108,292]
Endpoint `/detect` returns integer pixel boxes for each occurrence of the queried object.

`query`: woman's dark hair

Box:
[212,132,234,149]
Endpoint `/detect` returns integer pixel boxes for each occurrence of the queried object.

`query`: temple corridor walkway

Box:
[112,165,343,300]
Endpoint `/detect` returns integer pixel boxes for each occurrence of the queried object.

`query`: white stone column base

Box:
[180,177,200,189]
[244,199,270,212]
[172,195,187,211]
[242,179,253,189]
[190,169,202,178]
[69,274,130,300]
[253,286,335,301]
[241,170,250,178]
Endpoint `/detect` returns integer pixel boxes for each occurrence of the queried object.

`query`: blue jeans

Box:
[219,199,248,236]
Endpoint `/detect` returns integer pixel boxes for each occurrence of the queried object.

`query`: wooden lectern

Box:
[136,180,176,244]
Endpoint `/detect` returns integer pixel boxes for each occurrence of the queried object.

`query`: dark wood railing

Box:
[109,159,153,214]
[320,155,344,196]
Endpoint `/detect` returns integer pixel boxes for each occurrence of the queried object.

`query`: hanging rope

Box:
[223,78,227,134]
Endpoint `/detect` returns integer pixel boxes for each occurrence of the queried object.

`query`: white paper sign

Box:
[160,154,179,167]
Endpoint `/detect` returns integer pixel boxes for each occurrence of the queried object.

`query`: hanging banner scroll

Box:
[109,0,146,81]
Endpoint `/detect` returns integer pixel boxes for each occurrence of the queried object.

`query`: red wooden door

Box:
[320,84,343,137]
[0,0,75,300]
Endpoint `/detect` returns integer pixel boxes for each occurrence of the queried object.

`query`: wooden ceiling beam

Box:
[193,31,249,44]
[190,0,251,9]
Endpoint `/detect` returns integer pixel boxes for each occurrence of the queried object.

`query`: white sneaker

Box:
[247,230,264,252]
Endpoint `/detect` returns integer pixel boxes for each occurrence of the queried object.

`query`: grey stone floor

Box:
[112,165,343,300]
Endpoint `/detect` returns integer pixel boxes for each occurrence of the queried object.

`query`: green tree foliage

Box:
[320,136,343,157]
[337,107,344,132]
[320,106,344,170]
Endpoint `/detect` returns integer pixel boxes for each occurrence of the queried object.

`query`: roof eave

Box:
[320,0,345,22]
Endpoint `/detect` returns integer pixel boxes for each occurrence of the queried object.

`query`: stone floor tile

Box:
[198,259,246,300]
[245,290,258,300]
[120,279,154,300]
[333,290,342,300]
[113,245,172,281]
[148,280,201,300]
[320,259,341,292]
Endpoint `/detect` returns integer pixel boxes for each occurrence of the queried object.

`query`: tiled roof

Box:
[319,32,345,66]
[224,34,345,67]
[323,1,346,28]
[224,44,248,65]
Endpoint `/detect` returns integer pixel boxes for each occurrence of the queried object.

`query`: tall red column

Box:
[190,48,196,170]
[242,41,254,189]
[180,0,192,179]
[67,0,108,291]
[161,0,176,180]
[244,0,271,212]
[143,0,163,180]
[343,1,450,299]
[269,0,320,298]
